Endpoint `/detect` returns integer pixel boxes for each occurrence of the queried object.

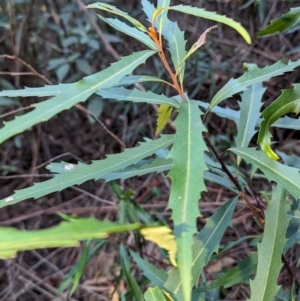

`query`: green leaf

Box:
[198,252,258,292]
[0,217,139,259]
[228,147,300,200]
[69,240,91,297]
[0,50,155,144]
[0,83,72,97]
[156,104,173,134]
[198,101,300,131]
[164,197,238,301]
[119,244,143,301]
[235,81,265,149]
[88,2,147,32]
[209,59,300,111]
[157,0,171,33]
[0,75,167,98]
[258,84,300,160]
[155,5,251,44]
[97,15,157,50]
[257,7,300,36]
[0,135,174,208]
[248,185,289,301]
[130,250,168,288]
[167,99,207,301]
[141,0,187,86]
[144,287,169,301]
[97,87,180,108]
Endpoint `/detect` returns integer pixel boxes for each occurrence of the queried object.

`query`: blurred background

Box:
[1,1,300,300]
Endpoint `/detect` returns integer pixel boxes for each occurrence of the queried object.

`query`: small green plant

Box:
[1,1,300,300]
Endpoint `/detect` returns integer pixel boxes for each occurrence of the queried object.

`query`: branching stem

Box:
[203,132,300,288]
[148,27,186,101]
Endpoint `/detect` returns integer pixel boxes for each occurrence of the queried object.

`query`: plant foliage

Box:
[1,1,300,300]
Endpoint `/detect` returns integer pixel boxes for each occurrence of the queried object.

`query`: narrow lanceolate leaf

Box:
[119,244,143,301]
[258,84,300,160]
[235,78,265,150]
[229,147,300,199]
[157,0,171,33]
[168,100,207,301]
[0,217,140,259]
[155,5,251,44]
[130,250,168,288]
[164,197,238,300]
[144,287,169,301]
[0,75,164,98]
[248,186,289,301]
[198,101,300,130]
[141,0,187,86]
[87,3,147,32]
[156,104,173,134]
[0,135,174,208]
[0,84,72,98]
[97,16,157,50]
[209,59,300,111]
[97,87,180,108]
[258,7,300,36]
[0,50,155,144]
[199,252,258,292]
[167,99,207,301]
[162,20,187,86]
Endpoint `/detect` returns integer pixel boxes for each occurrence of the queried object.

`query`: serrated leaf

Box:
[248,185,289,301]
[144,287,169,301]
[164,197,238,300]
[209,59,300,111]
[0,75,166,98]
[0,84,72,98]
[235,81,265,149]
[130,250,168,288]
[102,158,173,181]
[0,50,155,144]
[258,7,300,36]
[198,252,258,292]
[88,2,147,32]
[258,84,300,160]
[156,104,173,134]
[157,0,171,32]
[198,101,300,130]
[228,147,300,199]
[0,217,139,259]
[97,87,180,108]
[97,15,157,50]
[141,0,187,86]
[167,99,207,301]
[141,226,177,266]
[119,244,143,301]
[0,135,174,208]
[155,5,251,44]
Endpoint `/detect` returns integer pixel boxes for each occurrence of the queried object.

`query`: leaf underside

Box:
[0,135,174,208]
[209,59,300,111]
